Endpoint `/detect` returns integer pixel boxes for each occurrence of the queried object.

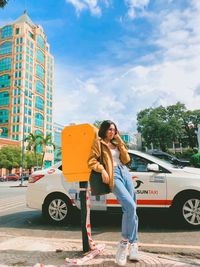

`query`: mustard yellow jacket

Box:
[87,137,130,191]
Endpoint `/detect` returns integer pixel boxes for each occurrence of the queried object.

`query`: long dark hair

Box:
[98,120,118,139]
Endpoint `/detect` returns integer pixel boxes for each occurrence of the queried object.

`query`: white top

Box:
[110,147,121,166]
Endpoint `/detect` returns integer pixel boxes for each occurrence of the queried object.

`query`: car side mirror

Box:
[147,163,159,172]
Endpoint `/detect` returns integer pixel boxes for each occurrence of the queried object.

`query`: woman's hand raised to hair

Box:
[114,132,122,143]
[101,169,110,184]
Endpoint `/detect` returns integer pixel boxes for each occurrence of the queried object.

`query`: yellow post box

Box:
[62,123,99,253]
[62,123,98,182]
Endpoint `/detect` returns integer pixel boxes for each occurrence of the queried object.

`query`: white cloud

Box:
[65,0,150,19]
[54,1,200,131]
[125,0,150,19]
[65,0,109,17]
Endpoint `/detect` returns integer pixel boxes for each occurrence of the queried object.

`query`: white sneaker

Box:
[129,243,139,261]
[115,242,128,266]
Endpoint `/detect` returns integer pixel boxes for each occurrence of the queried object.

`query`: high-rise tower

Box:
[0,11,54,165]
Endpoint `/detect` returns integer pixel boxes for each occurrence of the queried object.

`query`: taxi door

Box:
[128,153,168,208]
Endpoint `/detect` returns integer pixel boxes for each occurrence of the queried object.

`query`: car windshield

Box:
[144,152,183,169]
[129,150,181,170]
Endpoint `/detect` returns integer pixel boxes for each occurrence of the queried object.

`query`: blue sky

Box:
[1,0,200,132]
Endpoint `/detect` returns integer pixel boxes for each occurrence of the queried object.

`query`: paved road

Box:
[0,182,199,264]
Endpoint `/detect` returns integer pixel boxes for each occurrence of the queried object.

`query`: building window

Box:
[14,80,21,87]
[0,58,12,71]
[36,49,45,65]
[0,41,12,55]
[36,80,44,95]
[13,116,20,123]
[35,129,43,135]
[0,74,10,88]
[36,64,44,80]
[28,31,34,39]
[12,125,20,132]
[0,91,9,106]
[15,71,21,78]
[13,106,20,114]
[16,45,23,53]
[36,35,45,50]
[15,62,22,69]
[1,26,13,39]
[14,88,21,96]
[1,127,8,137]
[13,97,20,105]
[12,134,19,140]
[0,109,9,123]
[35,96,44,110]
[35,113,44,127]
[16,37,23,44]
[16,54,23,61]
[16,28,20,34]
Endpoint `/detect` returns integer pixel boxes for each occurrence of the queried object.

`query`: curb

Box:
[0,236,197,267]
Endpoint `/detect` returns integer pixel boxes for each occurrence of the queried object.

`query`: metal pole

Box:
[19,87,26,186]
[79,181,90,253]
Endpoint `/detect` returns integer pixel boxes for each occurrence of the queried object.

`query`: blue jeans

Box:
[113,165,138,243]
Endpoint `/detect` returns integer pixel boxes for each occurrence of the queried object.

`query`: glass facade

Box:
[0,91,9,106]
[0,109,9,123]
[1,127,8,137]
[36,64,44,80]
[0,41,12,55]
[36,49,45,64]
[36,35,45,50]
[1,25,13,39]
[35,129,43,135]
[0,74,10,88]
[35,96,44,110]
[35,113,44,127]
[36,80,44,95]
[0,58,12,71]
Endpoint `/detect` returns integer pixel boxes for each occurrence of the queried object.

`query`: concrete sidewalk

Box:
[0,235,198,267]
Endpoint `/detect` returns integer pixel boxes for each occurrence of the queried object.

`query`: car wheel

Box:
[175,193,200,228]
[42,194,72,225]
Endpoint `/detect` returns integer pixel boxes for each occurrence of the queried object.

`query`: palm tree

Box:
[25,133,42,169]
[39,134,55,167]
[0,0,9,8]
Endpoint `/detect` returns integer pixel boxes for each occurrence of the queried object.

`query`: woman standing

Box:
[88,120,139,266]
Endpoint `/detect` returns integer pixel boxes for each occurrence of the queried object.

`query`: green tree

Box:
[25,133,42,168]
[38,134,55,166]
[181,110,200,148]
[0,0,8,8]
[93,120,102,128]
[137,102,199,150]
[24,152,42,170]
[0,146,21,170]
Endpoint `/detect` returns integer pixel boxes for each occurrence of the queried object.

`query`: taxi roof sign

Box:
[62,123,98,182]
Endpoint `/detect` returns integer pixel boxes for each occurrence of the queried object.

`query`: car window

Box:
[128,154,151,172]
[58,165,62,171]
[128,154,170,173]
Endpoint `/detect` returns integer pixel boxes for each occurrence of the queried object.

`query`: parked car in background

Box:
[26,150,200,228]
[146,149,190,167]
[4,174,19,181]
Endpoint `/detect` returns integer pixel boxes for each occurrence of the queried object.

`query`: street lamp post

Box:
[17,86,26,186]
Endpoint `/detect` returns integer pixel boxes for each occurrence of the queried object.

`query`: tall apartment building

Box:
[0,11,54,166]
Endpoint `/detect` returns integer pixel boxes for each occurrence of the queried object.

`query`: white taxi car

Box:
[26,150,200,228]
